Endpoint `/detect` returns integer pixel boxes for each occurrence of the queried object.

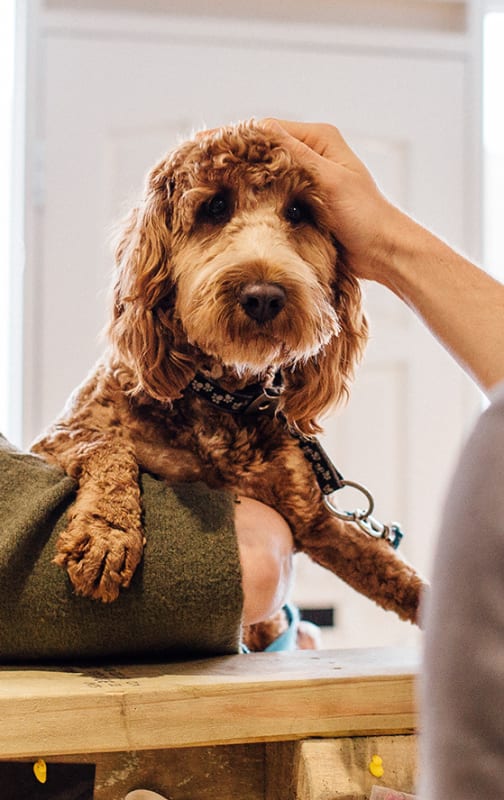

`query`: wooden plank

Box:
[294,736,417,800]
[0,648,418,757]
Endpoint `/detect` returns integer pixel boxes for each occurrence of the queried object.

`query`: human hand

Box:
[260,119,504,392]
[235,496,294,626]
[261,119,407,283]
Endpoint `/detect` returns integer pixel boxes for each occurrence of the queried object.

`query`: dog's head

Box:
[110,121,367,434]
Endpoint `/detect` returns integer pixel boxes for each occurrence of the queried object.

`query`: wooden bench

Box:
[0,647,419,799]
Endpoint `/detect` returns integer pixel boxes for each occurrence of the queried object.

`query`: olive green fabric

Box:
[0,434,243,662]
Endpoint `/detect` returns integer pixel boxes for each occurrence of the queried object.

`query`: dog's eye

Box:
[199,192,231,224]
[285,200,313,226]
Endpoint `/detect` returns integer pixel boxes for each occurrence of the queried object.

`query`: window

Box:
[0,0,16,439]
[484,10,504,280]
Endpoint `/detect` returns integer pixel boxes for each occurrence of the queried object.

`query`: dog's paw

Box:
[54,515,145,602]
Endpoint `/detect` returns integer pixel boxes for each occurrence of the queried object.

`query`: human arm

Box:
[262,119,504,392]
[0,433,294,658]
[235,496,293,626]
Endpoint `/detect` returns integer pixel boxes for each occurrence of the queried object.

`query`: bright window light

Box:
[0,1,16,437]
[484,11,504,280]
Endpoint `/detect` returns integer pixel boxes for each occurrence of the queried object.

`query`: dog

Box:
[31,121,425,641]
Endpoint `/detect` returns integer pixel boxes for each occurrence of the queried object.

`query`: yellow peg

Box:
[368,754,384,778]
[33,759,47,784]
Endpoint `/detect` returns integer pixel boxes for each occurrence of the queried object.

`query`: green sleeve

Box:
[0,434,243,661]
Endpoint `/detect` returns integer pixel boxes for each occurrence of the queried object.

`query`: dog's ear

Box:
[279,264,368,436]
[108,161,197,401]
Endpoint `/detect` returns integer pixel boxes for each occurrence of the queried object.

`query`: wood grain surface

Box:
[0,648,419,758]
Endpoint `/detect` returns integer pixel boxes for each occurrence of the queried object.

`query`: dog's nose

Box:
[238,282,286,323]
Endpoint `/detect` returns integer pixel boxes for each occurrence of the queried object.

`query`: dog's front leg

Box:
[296,509,426,625]
[55,440,145,602]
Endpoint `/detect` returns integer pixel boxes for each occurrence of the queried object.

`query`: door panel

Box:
[32,23,477,647]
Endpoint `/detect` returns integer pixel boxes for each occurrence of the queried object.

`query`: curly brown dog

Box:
[32,121,425,641]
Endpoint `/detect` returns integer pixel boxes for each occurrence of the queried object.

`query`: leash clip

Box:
[243,389,281,416]
[355,515,404,550]
[323,480,404,550]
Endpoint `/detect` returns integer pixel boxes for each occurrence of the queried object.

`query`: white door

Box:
[25,11,479,648]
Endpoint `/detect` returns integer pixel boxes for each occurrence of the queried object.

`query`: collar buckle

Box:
[243,389,281,416]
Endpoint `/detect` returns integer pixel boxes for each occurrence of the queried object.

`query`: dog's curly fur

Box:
[32,121,425,642]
